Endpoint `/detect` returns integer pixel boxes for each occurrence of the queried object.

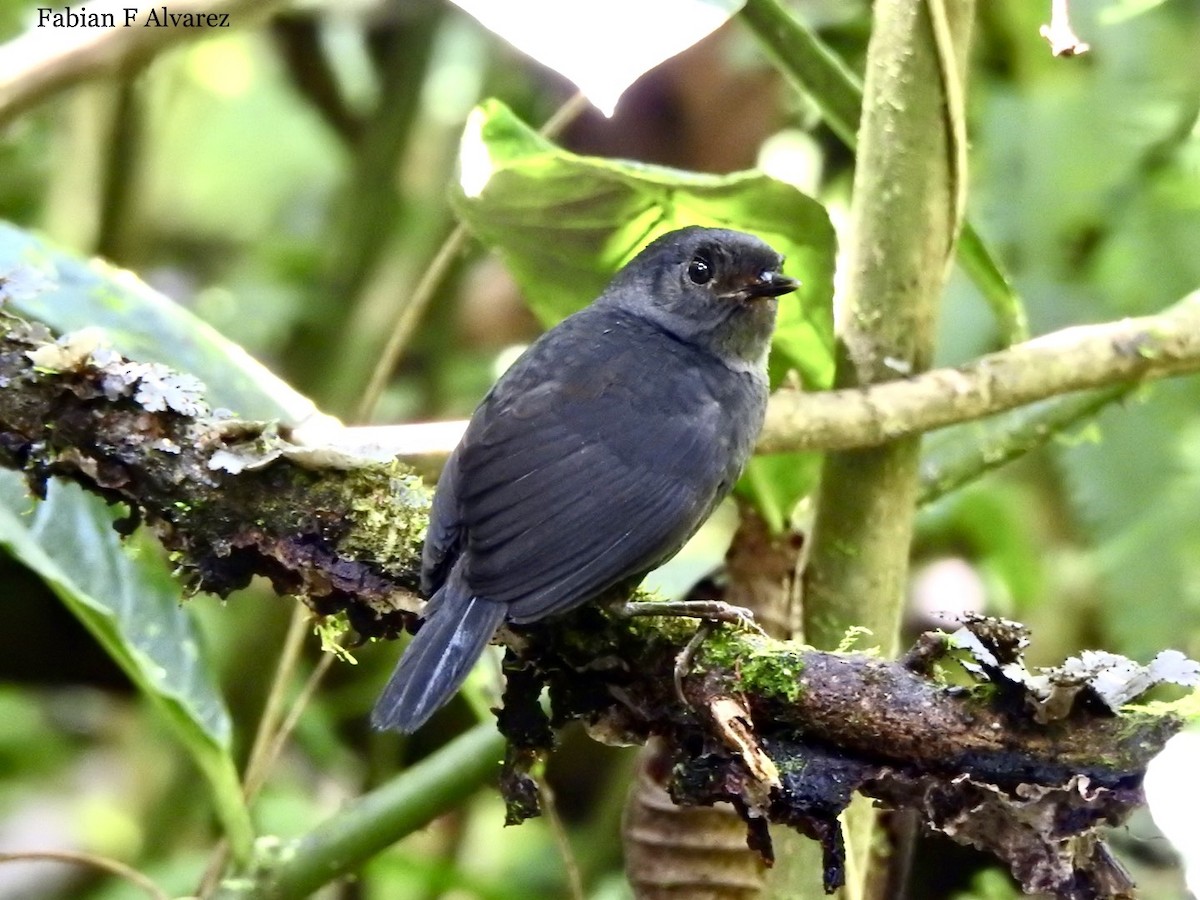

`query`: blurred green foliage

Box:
[0,0,1198,898]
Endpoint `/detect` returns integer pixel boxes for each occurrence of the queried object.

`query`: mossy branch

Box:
[0,313,1191,900]
[0,314,427,635]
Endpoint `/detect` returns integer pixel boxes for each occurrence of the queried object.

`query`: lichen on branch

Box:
[0,312,1192,899]
[0,313,427,635]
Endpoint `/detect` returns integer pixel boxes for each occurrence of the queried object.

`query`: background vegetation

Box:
[0,0,1198,898]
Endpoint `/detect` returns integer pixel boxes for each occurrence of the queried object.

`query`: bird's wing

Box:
[457,339,728,623]
[419,443,465,597]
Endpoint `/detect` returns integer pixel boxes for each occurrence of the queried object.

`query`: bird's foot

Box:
[616,599,765,634]
[673,621,715,705]
[614,600,765,707]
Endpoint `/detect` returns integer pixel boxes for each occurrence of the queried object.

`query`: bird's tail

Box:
[371,585,506,733]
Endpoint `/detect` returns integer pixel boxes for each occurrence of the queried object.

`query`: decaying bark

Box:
[0,313,1192,899]
[622,510,802,899]
[0,314,427,636]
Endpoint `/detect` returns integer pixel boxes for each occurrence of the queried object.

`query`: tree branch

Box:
[319,290,1200,492]
[916,385,1129,504]
[246,724,506,900]
[0,1,287,128]
[0,314,427,634]
[0,294,1190,900]
[758,290,1200,454]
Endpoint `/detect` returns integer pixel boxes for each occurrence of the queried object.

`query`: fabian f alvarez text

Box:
[37,6,231,28]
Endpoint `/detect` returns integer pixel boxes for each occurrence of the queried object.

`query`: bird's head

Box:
[603,226,798,369]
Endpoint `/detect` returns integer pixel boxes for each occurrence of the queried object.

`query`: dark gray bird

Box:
[372,226,797,733]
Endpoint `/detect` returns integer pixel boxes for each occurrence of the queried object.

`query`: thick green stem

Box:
[739,0,1026,344]
[803,0,974,652]
[244,723,503,899]
[797,2,974,898]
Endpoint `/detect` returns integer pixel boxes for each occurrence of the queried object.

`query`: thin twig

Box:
[0,850,169,900]
[242,605,312,793]
[356,226,470,422]
[244,650,337,800]
[917,385,1129,504]
[537,91,593,139]
[355,91,591,423]
[537,776,586,900]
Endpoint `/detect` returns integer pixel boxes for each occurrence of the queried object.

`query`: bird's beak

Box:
[735,270,800,301]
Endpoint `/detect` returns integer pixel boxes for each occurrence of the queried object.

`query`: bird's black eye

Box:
[687,253,713,285]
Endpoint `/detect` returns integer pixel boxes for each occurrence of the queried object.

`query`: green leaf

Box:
[451,99,836,391]
[957,223,1028,345]
[740,452,822,534]
[451,100,837,526]
[0,221,318,423]
[0,223,332,856]
[0,477,253,855]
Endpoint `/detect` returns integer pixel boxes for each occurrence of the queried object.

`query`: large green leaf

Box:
[452,99,836,391]
[0,221,317,423]
[0,224,334,854]
[451,100,836,526]
[0,477,252,853]
[0,478,228,741]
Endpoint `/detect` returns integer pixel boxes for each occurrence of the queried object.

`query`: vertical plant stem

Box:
[0,851,168,900]
[356,224,470,422]
[803,0,974,653]
[538,776,585,900]
[95,76,140,263]
[797,1,974,897]
[243,651,336,800]
[242,605,312,788]
[739,0,1027,345]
